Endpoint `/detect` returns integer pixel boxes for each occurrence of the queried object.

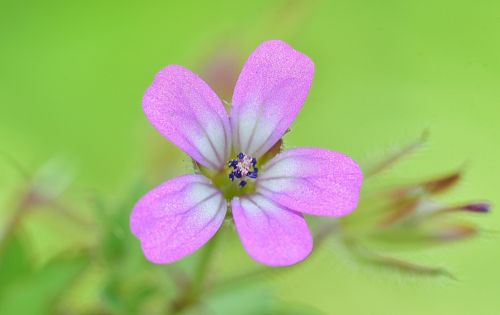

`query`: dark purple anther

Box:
[227,152,258,188]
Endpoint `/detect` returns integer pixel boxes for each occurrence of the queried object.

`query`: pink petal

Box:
[143,65,231,170]
[257,148,363,217]
[230,40,314,158]
[130,174,227,264]
[231,194,313,266]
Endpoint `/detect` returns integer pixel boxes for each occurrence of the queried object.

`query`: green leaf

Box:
[268,302,325,315]
[94,181,148,263]
[197,286,273,315]
[0,233,33,295]
[0,254,88,315]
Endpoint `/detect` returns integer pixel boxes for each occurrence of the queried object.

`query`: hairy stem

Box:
[209,222,339,293]
[191,234,218,297]
[170,234,219,314]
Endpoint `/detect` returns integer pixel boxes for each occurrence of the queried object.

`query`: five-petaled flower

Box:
[131,40,363,266]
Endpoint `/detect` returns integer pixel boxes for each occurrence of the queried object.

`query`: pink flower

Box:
[131,40,363,266]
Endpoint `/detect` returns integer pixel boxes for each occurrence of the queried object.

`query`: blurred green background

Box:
[1,0,499,314]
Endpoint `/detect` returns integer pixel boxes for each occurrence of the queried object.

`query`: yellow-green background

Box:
[1,1,498,314]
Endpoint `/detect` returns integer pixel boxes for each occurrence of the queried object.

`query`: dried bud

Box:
[430,224,478,242]
[460,202,491,213]
[423,172,461,194]
[198,45,242,102]
[391,171,461,199]
[259,139,284,164]
[422,202,491,219]
[379,198,420,226]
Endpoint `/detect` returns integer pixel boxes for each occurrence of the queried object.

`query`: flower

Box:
[130,40,363,266]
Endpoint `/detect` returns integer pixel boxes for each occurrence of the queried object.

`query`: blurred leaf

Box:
[195,285,273,315]
[29,157,75,204]
[188,285,324,315]
[93,181,175,315]
[0,150,29,180]
[94,180,148,263]
[266,301,325,315]
[101,274,161,315]
[0,254,88,315]
[0,233,32,294]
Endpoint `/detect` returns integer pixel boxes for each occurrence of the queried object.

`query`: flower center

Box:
[227,152,258,188]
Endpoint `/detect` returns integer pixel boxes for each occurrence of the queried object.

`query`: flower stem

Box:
[170,234,219,313]
[208,222,339,293]
[191,233,218,297]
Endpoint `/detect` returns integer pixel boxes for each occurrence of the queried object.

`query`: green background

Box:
[1,0,498,314]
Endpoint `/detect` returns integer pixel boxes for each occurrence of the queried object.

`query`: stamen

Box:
[228,160,238,168]
[227,152,258,188]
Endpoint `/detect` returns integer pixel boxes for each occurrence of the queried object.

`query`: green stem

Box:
[208,222,340,293]
[170,234,220,314]
[190,234,218,298]
[0,197,29,254]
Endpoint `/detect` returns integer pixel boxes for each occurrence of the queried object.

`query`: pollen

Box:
[228,152,258,188]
